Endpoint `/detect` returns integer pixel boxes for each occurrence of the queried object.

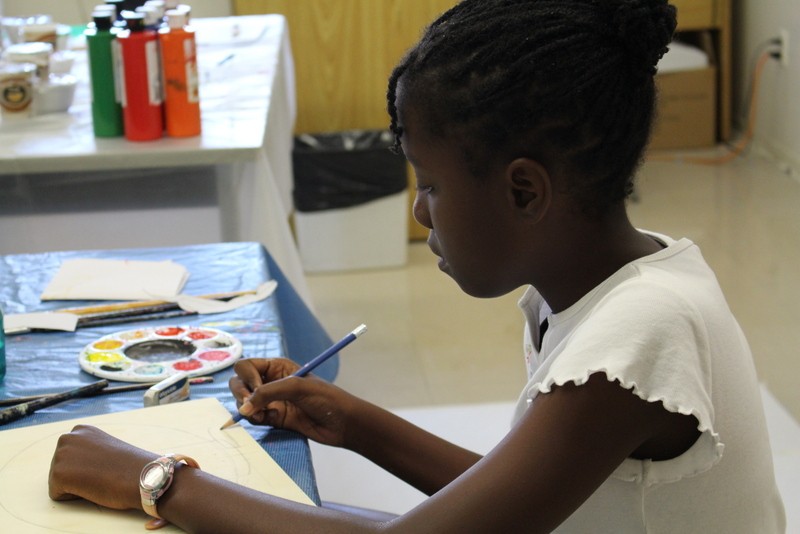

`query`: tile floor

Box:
[304,151,800,526]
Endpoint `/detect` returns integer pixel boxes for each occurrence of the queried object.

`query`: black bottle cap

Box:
[122,11,146,31]
[92,12,115,31]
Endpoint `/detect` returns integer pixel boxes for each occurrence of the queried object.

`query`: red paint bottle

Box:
[117,11,163,141]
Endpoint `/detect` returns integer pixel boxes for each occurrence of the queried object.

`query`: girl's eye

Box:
[416,184,434,194]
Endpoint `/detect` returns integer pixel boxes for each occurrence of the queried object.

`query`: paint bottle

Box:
[117,11,163,141]
[159,8,200,137]
[85,11,124,137]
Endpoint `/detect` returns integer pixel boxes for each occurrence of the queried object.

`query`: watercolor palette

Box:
[79,326,243,382]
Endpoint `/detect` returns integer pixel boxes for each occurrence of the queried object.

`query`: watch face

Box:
[141,463,169,490]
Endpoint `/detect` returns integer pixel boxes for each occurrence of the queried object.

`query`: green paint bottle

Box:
[85,11,125,137]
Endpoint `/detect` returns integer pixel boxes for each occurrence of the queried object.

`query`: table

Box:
[0,15,312,306]
[0,241,337,504]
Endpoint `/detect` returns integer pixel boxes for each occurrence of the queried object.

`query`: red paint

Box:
[117,12,163,141]
[173,359,202,371]
[198,350,230,362]
[155,327,184,336]
[187,330,215,340]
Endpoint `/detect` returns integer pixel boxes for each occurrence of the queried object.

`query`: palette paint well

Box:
[79,326,243,382]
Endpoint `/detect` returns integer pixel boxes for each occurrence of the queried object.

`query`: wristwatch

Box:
[139,454,200,530]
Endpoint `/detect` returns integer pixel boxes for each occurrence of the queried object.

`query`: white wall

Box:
[0,0,232,25]
[733,0,800,173]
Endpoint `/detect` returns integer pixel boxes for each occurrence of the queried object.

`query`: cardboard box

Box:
[650,66,717,150]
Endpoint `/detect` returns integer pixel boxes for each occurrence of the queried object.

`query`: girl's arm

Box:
[51,369,698,532]
[231,358,483,495]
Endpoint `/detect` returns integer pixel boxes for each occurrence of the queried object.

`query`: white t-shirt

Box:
[512,232,786,533]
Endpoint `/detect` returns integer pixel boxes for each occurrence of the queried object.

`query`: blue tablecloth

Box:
[0,242,336,505]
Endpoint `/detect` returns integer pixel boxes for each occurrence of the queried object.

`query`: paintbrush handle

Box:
[77,309,197,328]
[0,380,109,426]
[59,290,255,316]
[0,377,214,407]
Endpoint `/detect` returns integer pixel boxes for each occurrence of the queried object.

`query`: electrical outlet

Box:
[778,28,790,67]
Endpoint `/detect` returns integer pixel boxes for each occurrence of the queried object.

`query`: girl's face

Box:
[399,106,524,298]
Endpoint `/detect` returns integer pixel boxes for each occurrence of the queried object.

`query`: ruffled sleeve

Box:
[522,278,725,486]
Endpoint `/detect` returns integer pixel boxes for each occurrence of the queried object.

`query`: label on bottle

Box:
[184,38,199,103]
[145,40,163,106]
[112,39,125,106]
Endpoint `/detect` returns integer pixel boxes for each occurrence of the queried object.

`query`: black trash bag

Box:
[292,130,407,213]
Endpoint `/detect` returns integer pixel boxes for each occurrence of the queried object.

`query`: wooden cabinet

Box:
[671,0,732,141]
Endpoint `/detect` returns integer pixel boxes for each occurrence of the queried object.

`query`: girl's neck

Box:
[535,206,662,313]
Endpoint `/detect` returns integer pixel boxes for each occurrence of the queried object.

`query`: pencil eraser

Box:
[143,372,190,407]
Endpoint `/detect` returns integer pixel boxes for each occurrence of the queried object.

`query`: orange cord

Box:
[647,50,772,166]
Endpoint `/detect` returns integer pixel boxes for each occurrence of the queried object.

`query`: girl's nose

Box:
[412,191,432,229]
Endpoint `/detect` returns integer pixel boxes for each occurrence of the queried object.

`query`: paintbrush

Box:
[58,290,256,317]
[0,380,109,426]
[0,376,214,407]
[76,308,198,328]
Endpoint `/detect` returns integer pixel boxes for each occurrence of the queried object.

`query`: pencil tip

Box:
[220,419,234,430]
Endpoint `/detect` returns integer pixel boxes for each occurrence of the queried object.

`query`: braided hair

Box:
[387,0,676,216]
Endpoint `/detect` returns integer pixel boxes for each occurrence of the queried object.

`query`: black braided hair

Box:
[387,0,676,216]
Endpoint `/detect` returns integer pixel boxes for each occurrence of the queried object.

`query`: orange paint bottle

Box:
[159,9,201,137]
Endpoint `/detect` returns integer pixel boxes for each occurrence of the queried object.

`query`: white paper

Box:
[4,312,79,334]
[41,259,190,301]
[0,398,315,534]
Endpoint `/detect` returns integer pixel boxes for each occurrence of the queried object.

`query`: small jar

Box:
[0,62,36,119]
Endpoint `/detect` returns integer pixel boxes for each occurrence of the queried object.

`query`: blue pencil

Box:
[220,324,367,430]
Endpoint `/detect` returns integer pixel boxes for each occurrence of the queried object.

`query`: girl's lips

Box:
[427,236,449,272]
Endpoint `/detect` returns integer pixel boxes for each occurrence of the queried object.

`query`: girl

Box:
[49,0,786,531]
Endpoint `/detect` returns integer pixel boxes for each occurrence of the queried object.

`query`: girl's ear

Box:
[506,158,551,222]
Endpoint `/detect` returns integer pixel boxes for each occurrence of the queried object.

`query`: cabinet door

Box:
[671,0,715,30]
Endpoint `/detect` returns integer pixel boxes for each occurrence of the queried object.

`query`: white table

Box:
[0,15,311,306]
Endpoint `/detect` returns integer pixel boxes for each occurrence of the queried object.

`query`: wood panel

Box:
[671,0,715,30]
[235,0,458,134]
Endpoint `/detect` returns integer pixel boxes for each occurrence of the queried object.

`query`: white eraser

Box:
[143,372,191,407]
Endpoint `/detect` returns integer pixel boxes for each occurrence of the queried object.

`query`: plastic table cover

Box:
[0,241,336,504]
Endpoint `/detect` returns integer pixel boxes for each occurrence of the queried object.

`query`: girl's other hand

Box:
[229,357,357,448]
[49,425,155,510]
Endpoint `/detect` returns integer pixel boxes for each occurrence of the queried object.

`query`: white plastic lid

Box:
[166,9,187,29]
[0,62,37,80]
[144,0,166,18]
[135,5,161,27]
[2,42,52,67]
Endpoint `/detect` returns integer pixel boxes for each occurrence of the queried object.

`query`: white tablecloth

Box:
[0,15,311,306]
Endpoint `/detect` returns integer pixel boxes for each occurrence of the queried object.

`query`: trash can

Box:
[292,130,409,272]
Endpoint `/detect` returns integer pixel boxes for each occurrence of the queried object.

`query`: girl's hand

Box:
[49,425,156,510]
[229,358,358,447]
